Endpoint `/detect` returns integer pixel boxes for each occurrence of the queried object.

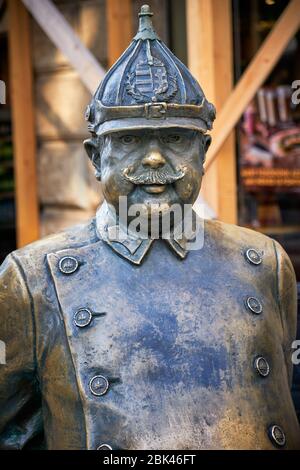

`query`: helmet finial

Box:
[134,4,159,41]
[139,5,153,16]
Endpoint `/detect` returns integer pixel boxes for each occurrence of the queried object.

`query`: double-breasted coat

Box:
[0,210,299,450]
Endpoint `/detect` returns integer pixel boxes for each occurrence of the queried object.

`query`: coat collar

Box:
[95,201,199,265]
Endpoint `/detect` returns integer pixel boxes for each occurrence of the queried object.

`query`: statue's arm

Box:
[0,254,42,449]
[273,240,298,387]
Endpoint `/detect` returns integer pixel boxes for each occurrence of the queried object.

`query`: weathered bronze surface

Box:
[0,5,300,449]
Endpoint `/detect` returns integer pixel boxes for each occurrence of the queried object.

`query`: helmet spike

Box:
[134,4,160,41]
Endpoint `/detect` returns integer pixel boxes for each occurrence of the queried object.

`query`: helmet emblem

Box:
[126,40,177,103]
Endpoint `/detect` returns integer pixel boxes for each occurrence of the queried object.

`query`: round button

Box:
[74,308,93,328]
[268,424,286,447]
[245,248,262,265]
[59,256,79,275]
[97,444,112,450]
[245,296,263,315]
[89,375,109,396]
[254,356,270,377]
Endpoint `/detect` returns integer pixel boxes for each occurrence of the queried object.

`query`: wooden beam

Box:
[21,0,106,94]
[206,0,300,170]
[106,0,133,68]
[8,0,39,247]
[187,0,237,223]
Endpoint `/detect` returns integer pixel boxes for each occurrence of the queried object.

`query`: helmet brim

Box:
[95,117,208,136]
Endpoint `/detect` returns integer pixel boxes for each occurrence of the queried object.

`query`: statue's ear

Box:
[84,137,101,181]
[204,134,212,153]
[199,134,211,169]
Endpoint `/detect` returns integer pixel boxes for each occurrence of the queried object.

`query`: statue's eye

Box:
[120,135,139,145]
[165,134,182,144]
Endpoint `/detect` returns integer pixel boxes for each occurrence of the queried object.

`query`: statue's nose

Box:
[142,151,166,169]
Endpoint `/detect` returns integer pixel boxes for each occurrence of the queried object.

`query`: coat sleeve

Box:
[273,240,298,388]
[0,253,43,449]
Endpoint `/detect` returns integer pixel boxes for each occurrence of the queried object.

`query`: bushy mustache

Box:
[123,167,185,185]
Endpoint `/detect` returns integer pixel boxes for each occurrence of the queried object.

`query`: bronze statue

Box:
[0,5,299,450]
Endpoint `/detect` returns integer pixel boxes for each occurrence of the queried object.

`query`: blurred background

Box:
[0,0,300,417]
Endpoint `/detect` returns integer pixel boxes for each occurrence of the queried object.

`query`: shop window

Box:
[0,18,16,263]
[234,0,300,281]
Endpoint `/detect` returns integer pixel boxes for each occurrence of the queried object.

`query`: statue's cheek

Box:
[175,170,201,203]
[103,171,134,201]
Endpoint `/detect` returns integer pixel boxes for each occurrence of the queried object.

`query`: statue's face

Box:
[87,127,211,218]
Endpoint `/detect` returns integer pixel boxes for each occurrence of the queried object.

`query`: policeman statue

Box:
[0,5,299,450]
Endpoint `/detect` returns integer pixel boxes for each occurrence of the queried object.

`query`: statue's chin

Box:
[126,204,182,239]
[127,202,174,219]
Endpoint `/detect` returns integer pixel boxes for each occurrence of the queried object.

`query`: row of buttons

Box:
[95,426,286,450]
[96,425,287,450]
[244,250,264,315]
[244,247,287,449]
[96,426,287,450]
[59,247,263,273]
[73,298,263,326]
[58,247,264,275]
[97,424,286,450]
[58,257,112,448]
[245,249,266,380]
[74,298,263,330]
[89,360,270,390]
[58,249,264,275]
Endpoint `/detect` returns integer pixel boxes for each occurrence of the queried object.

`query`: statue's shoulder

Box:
[201,218,296,287]
[203,218,276,254]
[203,217,295,285]
[10,218,98,270]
